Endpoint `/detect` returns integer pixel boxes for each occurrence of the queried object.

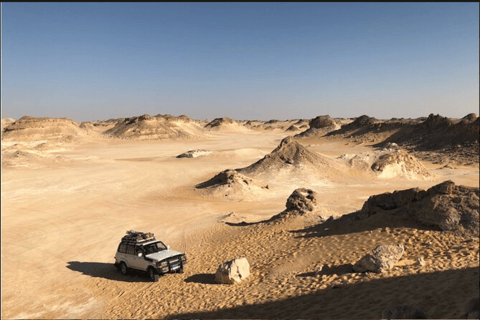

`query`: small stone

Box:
[417,257,425,266]
[353,244,405,273]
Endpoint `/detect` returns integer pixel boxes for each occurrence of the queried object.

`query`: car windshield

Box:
[143,242,167,254]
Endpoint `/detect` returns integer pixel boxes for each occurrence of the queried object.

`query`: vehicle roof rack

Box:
[121,230,156,244]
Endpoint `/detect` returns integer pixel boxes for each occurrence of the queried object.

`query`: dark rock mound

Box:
[176,149,212,158]
[361,180,479,234]
[194,169,269,200]
[195,169,251,189]
[309,115,337,129]
[347,115,378,128]
[285,188,319,213]
[265,188,324,222]
[295,115,338,137]
[265,119,280,124]
[286,125,299,131]
[205,117,235,128]
[462,113,478,122]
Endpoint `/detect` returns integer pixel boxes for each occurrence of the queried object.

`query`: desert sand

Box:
[1,114,479,319]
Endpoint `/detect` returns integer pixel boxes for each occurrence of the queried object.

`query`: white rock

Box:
[353,244,404,273]
[215,257,250,284]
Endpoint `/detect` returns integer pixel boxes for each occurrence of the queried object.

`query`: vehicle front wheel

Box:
[120,262,128,276]
[149,268,159,282]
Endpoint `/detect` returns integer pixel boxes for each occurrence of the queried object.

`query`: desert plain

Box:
[1,113,479,319]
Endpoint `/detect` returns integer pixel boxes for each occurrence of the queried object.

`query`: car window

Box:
[118,243,127,253]
[144,242,167,254]
[126,245,135,255]
[155,242,167,251]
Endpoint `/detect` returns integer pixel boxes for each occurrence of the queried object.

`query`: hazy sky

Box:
[2,3,479,122]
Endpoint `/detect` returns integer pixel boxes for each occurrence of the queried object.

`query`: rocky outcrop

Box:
[237,136,337,177]
[360,180,479,234]
[295,115,338,137]
[371,150,434,180]
[176,149,212,158]
[103,114,204,140]
[194,169,269,200]
[215,257,250,284]
[285,188,319,214]
[205,117,236,128]
[2,116,86,142]
[353,244,404,273]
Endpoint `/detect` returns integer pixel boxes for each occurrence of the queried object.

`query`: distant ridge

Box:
[103,114,205,140]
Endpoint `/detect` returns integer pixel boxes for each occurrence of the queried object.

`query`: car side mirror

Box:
[137,252,143,257]
[166,245,170,250]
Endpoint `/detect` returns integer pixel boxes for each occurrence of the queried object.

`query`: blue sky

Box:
[2,3,478,122]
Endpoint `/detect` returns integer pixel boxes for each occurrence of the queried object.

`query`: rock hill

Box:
[359,180,479,235]
[295,115,339,138]
[237,136,342,178]
[2,116,89,142]
[325,113,479,165]
[194,169,269,200]
[104,114,205,140]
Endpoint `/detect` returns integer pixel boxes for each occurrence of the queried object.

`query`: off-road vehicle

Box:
[114,230,187,282]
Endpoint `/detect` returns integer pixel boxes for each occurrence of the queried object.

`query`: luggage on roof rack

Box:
[122,230,156,243]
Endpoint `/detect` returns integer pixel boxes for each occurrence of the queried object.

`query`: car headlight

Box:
[181,255,186,261]
[156,261,168,267]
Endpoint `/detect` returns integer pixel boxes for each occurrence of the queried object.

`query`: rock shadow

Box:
[297,263,355,278]
[291,208,438,240]
[184,273,218,285]
[224,210,292,227]
[168,267,479,319]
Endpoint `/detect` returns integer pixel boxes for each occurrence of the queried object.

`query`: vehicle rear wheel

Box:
[120,262,128,276]
[149,268,159,282]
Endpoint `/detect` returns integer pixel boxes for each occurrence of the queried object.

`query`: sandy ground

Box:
[1,129,479,319]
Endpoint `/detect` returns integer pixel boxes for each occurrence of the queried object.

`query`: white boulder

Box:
[215,257,250,284]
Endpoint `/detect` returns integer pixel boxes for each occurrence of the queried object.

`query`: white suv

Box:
[114,231,187,282]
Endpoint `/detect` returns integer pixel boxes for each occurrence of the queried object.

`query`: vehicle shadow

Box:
[184,273,219,285]
[66,261,152,282]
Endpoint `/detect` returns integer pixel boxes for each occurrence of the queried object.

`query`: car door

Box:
[125,244,138,269]
[130,245,149,271]
[135,246,150,271]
